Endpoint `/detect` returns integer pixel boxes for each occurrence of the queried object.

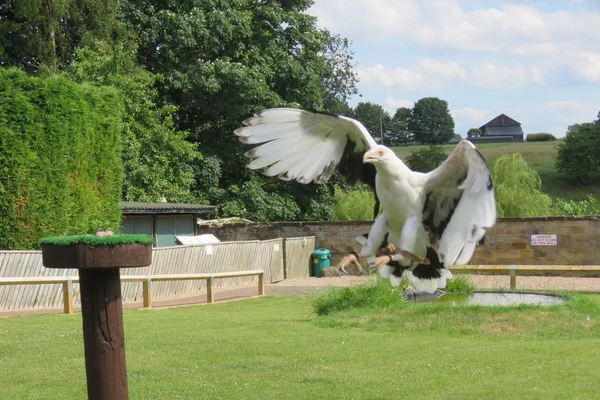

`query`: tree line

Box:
[1,0,466,224]
[351,98,457,146]
[1,0,362,222]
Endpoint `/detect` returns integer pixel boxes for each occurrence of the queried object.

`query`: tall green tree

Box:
[68,41,201,202]
[352,102,391,144]
[389,107,413,146]
[321,31,358,113]
[0,0,122,74]
[556,119,600,184]
[119,0,355,221]
[493,153,552,217]
[409,97,455,144]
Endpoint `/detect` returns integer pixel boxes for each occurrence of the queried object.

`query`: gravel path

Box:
[269,274,600,293]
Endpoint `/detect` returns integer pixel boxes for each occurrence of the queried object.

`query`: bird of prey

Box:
[234,108,496,293]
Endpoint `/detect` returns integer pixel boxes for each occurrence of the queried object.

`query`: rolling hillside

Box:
[393,141,600,201]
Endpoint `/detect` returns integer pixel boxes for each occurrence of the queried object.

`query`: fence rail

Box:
[0,237,315,312]
[451,264,600,289]
[0,270,265,314]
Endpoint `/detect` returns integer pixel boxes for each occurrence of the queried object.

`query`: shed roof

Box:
[120,202,216,215]
[480,114,521,130]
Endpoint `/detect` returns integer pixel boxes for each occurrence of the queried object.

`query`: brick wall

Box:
[198,217,600,266]
[470,217,600,265]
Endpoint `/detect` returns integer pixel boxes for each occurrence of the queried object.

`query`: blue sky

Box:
[308,0,600,137]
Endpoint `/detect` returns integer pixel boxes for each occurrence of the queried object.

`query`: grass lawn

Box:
[1,288,600,400]
[393,141,600,201]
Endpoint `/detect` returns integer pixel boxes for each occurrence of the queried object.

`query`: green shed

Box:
[120,202,216,247]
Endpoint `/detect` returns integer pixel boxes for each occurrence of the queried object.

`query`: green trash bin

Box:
[311,248,331,277]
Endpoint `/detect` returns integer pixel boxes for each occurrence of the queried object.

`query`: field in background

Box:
[393,141,600,200]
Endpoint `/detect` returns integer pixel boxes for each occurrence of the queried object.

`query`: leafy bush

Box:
[333,185,376,221]
[553,195,599,216]
[0,68,123,249]
[492,153,553,217]
[556,121,600,184]
[311,277,408,316]
[445,275,475,293]
[405,145,447,172]
[526,133,556,142]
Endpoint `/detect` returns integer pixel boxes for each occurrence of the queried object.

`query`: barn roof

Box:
[480,114,521,130]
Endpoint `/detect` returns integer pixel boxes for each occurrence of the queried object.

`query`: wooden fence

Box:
[450,264,600,289]
[0,237,315,312]
[0,270,265,314]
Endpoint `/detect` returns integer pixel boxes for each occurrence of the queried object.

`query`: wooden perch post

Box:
[42,236,152,400]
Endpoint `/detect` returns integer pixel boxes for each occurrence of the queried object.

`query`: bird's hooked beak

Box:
[363,150,373,164]
[363,149,378,164]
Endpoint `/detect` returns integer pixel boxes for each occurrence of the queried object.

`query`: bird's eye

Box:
[378,150,384,156]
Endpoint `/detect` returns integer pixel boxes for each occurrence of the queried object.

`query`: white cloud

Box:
[535,100,600,124]
[451,107,489,121]
[358,64,425,90]
[470,62,544,88]
[310,1,600,55]
[383,97,414,113]
[358,59,467,90]
[512,100,600,136]
[309,0,420,41]
[566,51,600,83]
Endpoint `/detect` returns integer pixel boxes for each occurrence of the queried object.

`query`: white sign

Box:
[531,234,557,246]
[274,244,280,252]
[205,245,214,255]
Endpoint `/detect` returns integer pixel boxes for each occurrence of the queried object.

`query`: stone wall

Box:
[470,217,600,265]
[198,217,600,266]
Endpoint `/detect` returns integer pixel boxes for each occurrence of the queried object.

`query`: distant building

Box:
[469,114,524,143]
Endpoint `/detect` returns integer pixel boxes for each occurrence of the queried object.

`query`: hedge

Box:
[0,68,124,249]
[526,133,556,142]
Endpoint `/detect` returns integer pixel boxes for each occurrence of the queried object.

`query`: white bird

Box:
[234,108,496,293]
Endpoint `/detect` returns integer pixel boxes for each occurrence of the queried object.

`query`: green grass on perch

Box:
[39,234,154,247]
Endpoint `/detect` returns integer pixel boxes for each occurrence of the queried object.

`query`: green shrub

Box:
[405,145,447,172]
[526,133,556,142]
[492,153,553,217]
[0,68,123,249]
[333,185,376,221]
[311,277,408,316]
[556,121,600,184]
[553,195,599,216]
[445,275,475,293]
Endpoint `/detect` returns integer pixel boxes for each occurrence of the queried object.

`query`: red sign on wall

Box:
[530,234,557,246]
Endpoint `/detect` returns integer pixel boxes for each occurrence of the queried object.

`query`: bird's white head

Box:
[363,146,393,165]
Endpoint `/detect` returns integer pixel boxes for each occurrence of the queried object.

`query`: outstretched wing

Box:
[235,108,378,187]
[421,140,496,267]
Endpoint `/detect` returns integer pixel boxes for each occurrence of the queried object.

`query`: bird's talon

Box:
[370,255,391,270]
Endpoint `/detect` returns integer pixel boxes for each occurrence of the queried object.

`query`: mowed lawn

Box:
[393,141,600,200]
[1,294,600,400]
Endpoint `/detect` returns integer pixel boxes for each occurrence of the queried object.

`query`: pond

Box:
[406,290,566,307]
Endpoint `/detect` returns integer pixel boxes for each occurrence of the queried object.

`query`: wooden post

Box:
[258,271,265,296]
[79,268,129,400]
[142,276,152,309]
[207,275,214,303]
[510,265,517,289]
[42,241,152,400]
[62,279,74,315]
